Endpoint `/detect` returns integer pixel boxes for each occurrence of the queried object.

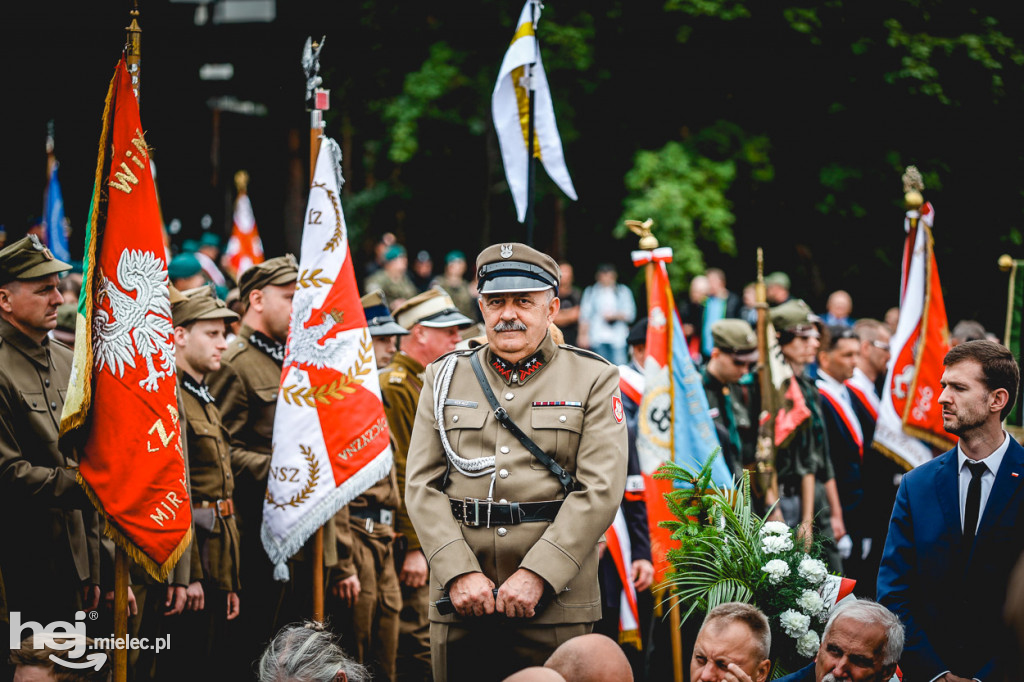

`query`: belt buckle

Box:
[380,509,393,526]
[365,517,375,533]
[215,499,225,518]
[463,497,481,527]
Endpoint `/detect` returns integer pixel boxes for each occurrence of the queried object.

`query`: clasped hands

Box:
[448,569,545,618]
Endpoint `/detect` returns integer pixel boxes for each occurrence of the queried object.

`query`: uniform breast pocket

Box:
[443,407,489,454]
[19,390,56,445]
[530,407,583,470]
[254,385,279,440]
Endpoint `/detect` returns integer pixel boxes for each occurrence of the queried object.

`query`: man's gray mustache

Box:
[493,320,528,332]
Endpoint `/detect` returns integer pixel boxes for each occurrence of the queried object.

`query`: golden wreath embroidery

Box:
[280,333,374,407]
[310,181,344,253]
[265,444,320,510]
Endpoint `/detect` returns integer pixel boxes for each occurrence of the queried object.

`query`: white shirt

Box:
[816,369,863,445]
[957,430,1010,533]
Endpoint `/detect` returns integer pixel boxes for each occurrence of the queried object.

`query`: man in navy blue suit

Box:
[877,340,1024,681]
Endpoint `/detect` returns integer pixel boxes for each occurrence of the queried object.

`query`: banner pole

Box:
[114,548,130,682]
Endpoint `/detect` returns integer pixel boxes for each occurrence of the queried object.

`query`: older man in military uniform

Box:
[405,243,628,682]
[380,287,473,681]
[702,319,761,478]
[325,293,412,682]
[206,255,338,671]
[0,235,100,631]
[168,286,241,678]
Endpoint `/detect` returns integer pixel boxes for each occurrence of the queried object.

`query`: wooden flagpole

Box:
[113,4,143,681]
[303,35,328,622]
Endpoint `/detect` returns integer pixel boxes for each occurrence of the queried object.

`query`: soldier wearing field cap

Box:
[170,285,241,678]
[206,254,339,673]
[770,299,844,571]
[363,289,409,370]
[378,286,474,681]
[404,243,628,681]
[0,234,101,630]
[703,318,762,477]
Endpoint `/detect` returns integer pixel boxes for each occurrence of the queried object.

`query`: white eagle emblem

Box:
[93,250,175,392]
[284,293,354,369]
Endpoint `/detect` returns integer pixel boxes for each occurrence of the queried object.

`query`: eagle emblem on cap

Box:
[500,244,513,259]
[28,234,45,251]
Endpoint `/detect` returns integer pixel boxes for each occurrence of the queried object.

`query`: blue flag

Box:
[671,313,733,488]
[44,163,70,263]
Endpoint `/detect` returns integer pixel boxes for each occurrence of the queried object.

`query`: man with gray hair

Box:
[690,602,772,682]
[258,621,370,682]
[775,599,903,682]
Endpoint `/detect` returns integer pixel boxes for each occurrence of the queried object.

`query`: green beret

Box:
[199,232,221,249]
[168,253,203,281]
[383,244,407,263]
[181,239,200,254]
[475,242,559,294]
[711,319,759,361]
[445,250,466,265]
[0,235,71,284]
[172,285,239,327]
[238,254,298,302]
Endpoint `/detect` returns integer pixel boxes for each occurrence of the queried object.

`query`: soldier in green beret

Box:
[770,299,844,571]
[365,245,419,311]
[0,234,101,630]
[170,285,241,678]
[168,252,206,291]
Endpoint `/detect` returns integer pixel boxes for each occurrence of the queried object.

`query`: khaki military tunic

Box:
[365,270,419,309]
[0,318,98,626]
[179,372,241,592]
[405,333,628,626]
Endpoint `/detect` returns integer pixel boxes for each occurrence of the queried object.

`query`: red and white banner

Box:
[60,57,191,580]
[262,137,393,579]
[605,508,641,649]
[875,202,952,469]
[225,184,264,278]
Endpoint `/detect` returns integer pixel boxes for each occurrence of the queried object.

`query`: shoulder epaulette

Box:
[558,344,613,365]
[388,368,407,384]
[49,337,71,351]
[431,346,479,367]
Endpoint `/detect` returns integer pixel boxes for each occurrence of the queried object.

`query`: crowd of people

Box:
[2,230,1024,682]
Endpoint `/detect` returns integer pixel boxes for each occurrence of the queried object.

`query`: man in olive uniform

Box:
[169,285,241,678]
[326,293,411,681]
[365,245,419,311]
[206,255,338,671]
[0,235,100,632]
[702,319,761,477]
[405,243,628,682]
[379,286,473,681]
[770,300,844,571]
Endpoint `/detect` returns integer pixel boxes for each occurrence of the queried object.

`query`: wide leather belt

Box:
[450,498,562,527]
[350,506,394,527]
[196,498,235,518]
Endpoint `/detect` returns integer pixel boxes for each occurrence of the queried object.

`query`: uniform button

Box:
[452,415,459,423]
[499,499,508,504]
[559,415,567,423]
[500,446,510,454]
[51,402,57,410]
[505,392,514,400]
[32,401,37,408]
[45,379,50,387]
[499,469,509,479]
[497,528,508,537]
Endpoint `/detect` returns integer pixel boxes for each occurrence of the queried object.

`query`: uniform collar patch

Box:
[249,330,284,363]
[489,350,546,386]
[181,371,214,404]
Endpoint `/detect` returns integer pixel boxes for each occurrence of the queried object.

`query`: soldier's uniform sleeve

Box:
[518,362,628,593]
[330,505,356,582]
[405,363,482,588]
[207,362,271,483]
[381,374,422,552]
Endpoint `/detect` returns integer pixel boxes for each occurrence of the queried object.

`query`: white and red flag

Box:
[605,508,641,649]
[875,199,953,469]
[225,172,265,278]
[60,57,191,580]
[262,138,393,580]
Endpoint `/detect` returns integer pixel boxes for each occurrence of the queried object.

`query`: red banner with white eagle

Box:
[875,201,953,468]
[225,174,265,279]
[262,137,393,579]
[60,57,192,581]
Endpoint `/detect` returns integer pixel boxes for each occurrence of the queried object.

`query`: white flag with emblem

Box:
[262,137,393,580]
[492,0,578,222]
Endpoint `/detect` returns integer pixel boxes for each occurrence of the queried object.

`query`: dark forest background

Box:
[3,0,1023,330]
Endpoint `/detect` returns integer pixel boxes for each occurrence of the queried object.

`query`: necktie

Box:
[962,460,988,546]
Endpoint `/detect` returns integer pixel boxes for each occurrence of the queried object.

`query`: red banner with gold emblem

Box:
[60,57,192,581]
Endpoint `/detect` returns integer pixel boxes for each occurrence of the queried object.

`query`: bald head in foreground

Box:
[544,633,633,682]
[503,668,565,682]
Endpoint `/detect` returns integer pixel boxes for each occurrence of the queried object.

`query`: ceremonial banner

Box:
[632,248,727,583]
[875,201,951,468]
[43,161,71,263]
[1003,258,1024,431]
[605,508,641,649]
[263,137,393,580]
[225,173,265,278]
[492,0,577,222]
[60,57,191,580]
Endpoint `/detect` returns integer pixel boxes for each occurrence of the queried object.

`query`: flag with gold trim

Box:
[492,0,577,222]
[60,56,191,581]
